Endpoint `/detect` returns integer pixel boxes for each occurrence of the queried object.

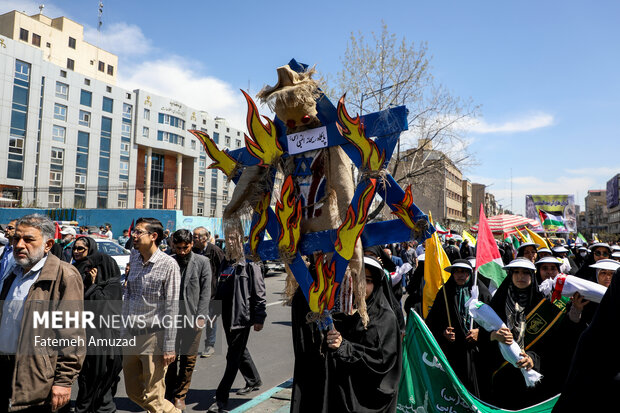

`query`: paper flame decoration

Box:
[308,253,339,313]
[334,179,377,260]
[242,90,283,167]
[275,175,302,256]
[336,95,385,171]
[392,184,417,230]
[249,192,271,256]
[189,129,237,177]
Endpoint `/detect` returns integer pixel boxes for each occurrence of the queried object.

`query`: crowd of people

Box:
[0,214,618,412]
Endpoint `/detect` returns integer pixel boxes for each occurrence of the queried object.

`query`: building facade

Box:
[0,10,241,217]
[585,189,608,234]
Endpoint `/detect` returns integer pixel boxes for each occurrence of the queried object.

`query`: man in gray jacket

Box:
[207,229,266,413]
[165,229,212,411]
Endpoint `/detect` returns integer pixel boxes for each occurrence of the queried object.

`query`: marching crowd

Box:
[0,214,618,412]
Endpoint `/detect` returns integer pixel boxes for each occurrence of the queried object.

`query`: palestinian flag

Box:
[539,209,566,229]
[511,234,521,250]
[476,205,507,289]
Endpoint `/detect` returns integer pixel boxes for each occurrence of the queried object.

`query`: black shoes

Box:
[236,381,262,395]
[207,400,228,412]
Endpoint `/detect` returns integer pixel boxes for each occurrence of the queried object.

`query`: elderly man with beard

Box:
[0,219,17,285]
[0,214,85,412]
[165,229,212,411]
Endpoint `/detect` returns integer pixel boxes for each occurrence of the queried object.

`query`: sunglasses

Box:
[74,247,87,252]
[131,229,150,236]
[594,251,610,257]
[5,226,15,230]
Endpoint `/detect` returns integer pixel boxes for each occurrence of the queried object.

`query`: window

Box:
[191,140,196,150]
[106,86,112,93]
[213,132,219,144]
[197,206,204,216]
[60,70,67,78]
[48,194,61,208]
[32,33,41,47]
[121,122,131,136]
[120,161,129,173]
[51,147,64,165]
[102,97,113,113]
[126,93,132,99]
[157,130,184,146]
[144,109,150,120]
[118,200,127,208]
[107,65,114,76]
[198,175,205,185]
[122,103,132,120]
[55,82,69,99]
[67,58,75,71]
[225,136,231,146]
[53,104,67,121]
[199,159,205,168]
[236,139,241,148]
[215,123,219,129]
[142,127,149,137]
[120,142,130,155]
[84,78,90,86]
[226,127,230,132]
[98,61,105,72]
[79,110,91,127]
[80,89,92,107]
[49,171,62,187]
[158,113,185,129]
[46,42,51,47]
[75,174,86,189]
[52,125,66,142]
[19,28,28,41]
[68,37,76,49]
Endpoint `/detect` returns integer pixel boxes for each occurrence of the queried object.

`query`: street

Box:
[106,270,293,412]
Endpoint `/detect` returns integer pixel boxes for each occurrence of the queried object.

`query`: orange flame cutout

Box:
[189,129,237,177]
[335,179,377,260]
[336,95,385,171]
[242,90,283,167]
[275,175,301,255]
[391,184,416,230]
[249,192,271,256]
[308,254,339,313]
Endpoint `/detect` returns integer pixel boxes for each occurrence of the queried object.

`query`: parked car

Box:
[264,259,285,275]
[94,238,131,272]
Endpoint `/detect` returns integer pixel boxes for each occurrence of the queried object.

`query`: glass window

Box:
[98,61,105,72]
[52,125,66,142]
[84,78,90,85]
[77,131,89,148]
[225,136,231,146]
[107,65,114,76]
[121,122,131,135]
[19,28,28,41]
[51,147,64,165]
[236,139,241,148]
[48,194,61,207]
[191,140,196,150]
[68,37,76,49]
[53,104,67,121]
[143,127,149,137]
[32,33,41,47]
[80,89,92,107]
[213,132,219,144]
[67,58,75,71]
[76,153,88,168]
[120,161,129,172]
[122,103,132,120]
[15,60,30,81]
[120,142,130,155]
[79,110,90,127]
[49,171,62,187]
[55,82,69,100]
[144,109,150,120]
[102,97,113,113]
[75,174,86,189]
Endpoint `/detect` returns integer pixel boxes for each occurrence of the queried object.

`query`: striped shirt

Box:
[123,248,180,352]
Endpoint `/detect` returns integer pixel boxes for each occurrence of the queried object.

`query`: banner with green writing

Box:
[397,311,559,413]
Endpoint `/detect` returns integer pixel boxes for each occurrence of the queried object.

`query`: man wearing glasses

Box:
[192,227,224,358]
[575,242,613,280]
[122,218,182,413]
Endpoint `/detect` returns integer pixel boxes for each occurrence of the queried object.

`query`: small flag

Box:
[476,206,508,289]
[577,233,587,244]
[526,227,550,249]
[463,230,477,246]
[422,212,452,318]
[54,222,61,242]
[538,209,566,229]
[515,226,530,243]
[511,234,521,250]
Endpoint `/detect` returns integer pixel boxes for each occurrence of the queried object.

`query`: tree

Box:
[325,23,479,220]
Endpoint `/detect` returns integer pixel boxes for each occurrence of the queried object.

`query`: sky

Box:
[4,0,620,215]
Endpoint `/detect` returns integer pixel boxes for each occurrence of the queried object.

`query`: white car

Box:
[94,239,130,273]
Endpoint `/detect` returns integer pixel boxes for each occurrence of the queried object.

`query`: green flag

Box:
[511,234,521,250]
[397,311,559,412]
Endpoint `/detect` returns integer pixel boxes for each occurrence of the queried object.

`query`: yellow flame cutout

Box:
[249,192,271,256]
[391,184,416,230]
[189,129,237,178]
[336,95,385,171]
[242,90,283,167]
[308,254,339,313]
[334,179,377,260]
[276,175,301,256]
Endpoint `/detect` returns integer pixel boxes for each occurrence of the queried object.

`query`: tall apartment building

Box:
[393,144,466,229]
[462,179,472,222]
[585,189,608,233]
[606,174,620,235]
[0,10,239,216]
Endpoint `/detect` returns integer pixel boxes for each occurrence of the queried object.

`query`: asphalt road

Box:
[84,270,294,412]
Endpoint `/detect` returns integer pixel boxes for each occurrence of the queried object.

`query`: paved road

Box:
[78,270,295,412]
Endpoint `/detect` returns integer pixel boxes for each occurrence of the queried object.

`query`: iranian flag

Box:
[539,209,565,228]
[475,205,507,289]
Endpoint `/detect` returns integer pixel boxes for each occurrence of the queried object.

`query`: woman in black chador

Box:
[290,255,402,413]
[71,237,123,413]
[426,259,492,398]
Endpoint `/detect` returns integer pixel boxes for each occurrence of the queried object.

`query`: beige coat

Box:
[0,254,85,411]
